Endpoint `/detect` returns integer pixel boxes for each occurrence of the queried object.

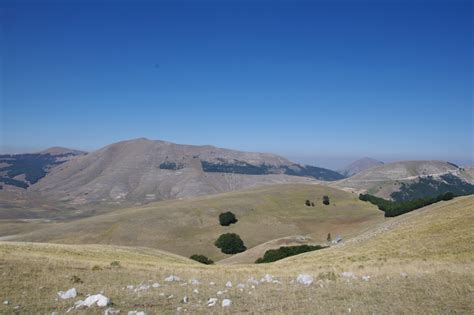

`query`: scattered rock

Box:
[401,272,408,278]
[152,283,160,288]
[261,274,274,283]
[3,300,9,305]
[58,288,77,300]
[135,284,150,291]
[225,281,232,288]
[222,299,232,307]
[247,277,259,286]
[127,312,146,315]
[165,275,181,282]
[189,279,200,285]
[104,308,120,315]
[362,275,370,281]
[74,294,110,308]
[236,283,245,289]
[216,291,223,295]
[209,282,215,286]
[126,285,134,290]
[296,274,314,285]
[341,272,357,280]
[207,298,218,307]
[182,296,189,304]
[193,289,199,294]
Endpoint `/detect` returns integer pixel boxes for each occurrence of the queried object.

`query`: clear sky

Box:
[1,0,472,169]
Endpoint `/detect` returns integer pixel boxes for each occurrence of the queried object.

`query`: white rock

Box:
[236,283,245,289]
[193,289,199,294]
[152,283,160,288]
[222,299,232,307]
[209,281,215,286]
[126,285,134,290]
[247,277,259,285]
[261,274,274,283]
[189,279,200,285]
[135,284,150,291]
[362,275,370,281]
[176,307,182,312]
[225,281,232,288]
[165,275,181,282]
[104,308,120,315]
[216,291,223,295]
[57,288,77,300]
[75,294,109,308]
[341,272,357,280]
[296,274,314,285]
[13,306,20,310]
[3,300,9,305]
[401,272,408,278]
[127,312,146,315]
[182,296,189,304]
[207,298,218,307]
[167,294,174,299]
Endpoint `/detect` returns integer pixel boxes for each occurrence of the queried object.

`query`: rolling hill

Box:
[29,138,344,205]
[332,160,474,201]
[1,195,472,314]
[338,157,384,177]
[10,184,383,262]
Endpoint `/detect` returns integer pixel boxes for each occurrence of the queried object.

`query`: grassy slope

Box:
[12,184,383,262]
[0,196,472,314]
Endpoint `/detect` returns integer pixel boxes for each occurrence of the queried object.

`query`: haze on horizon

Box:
[1,0,472,169]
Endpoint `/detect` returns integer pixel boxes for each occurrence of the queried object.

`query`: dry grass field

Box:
[9,184,384,262]
[1,195,472,314]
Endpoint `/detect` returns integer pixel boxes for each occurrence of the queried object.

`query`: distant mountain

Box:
[338,157,384,177]
[333,160,474,201]
[0,148,86,189]
[30,138,344,204]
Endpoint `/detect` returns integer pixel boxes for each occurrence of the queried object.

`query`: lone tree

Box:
[327,233,332,242]
[305,200,311,206]
[219,211,238,226]
[323,195,330,205]
[214,233,247,254]
[190,254,214,265]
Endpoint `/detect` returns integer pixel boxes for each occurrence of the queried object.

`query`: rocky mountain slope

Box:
[0,147,86,190]
[332,160,474,200]
[338,157,384,177]
[30,138,344,204]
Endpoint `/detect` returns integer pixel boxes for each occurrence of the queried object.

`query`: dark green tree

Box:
[219,211,238,226]
[323,195,330,205]
[190,254,214,265]
[214,233,247,254]
[305,200,311,206]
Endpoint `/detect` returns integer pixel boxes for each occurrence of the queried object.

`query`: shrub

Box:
[255,244,327,263]
[219,211,238,226]
[110,261,120,267]
[327,233,332,242]
[214,233,247,254]
[190,254,214,265]
[323,195,330,205]
[305,200,311,206]
[311,202,315,207]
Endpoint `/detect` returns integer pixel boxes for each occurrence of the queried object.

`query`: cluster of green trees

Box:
[190,254,214,265]
[359,192,455,217]
[255,244,327,263]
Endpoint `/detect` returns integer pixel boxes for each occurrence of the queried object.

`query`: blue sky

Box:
[1,0,472,168]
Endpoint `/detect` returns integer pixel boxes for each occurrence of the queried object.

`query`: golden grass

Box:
[11,184,384,262]
[1,196,473,314]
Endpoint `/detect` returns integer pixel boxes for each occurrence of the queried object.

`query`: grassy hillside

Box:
[1,196,472,314]
[11,184,383,262]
